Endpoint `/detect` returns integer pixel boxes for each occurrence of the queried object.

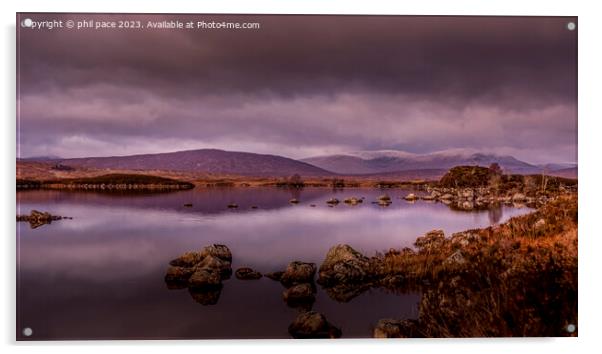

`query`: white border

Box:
[2,1,600,353]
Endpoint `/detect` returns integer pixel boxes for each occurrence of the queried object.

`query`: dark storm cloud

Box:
[17,14,577,163]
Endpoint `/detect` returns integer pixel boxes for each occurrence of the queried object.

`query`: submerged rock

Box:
[281,261,317,286]
[227,203,238,209]
[289,198,300,204]
[288,311,342,339]
[235,267,262,280]
[373,319,421,338]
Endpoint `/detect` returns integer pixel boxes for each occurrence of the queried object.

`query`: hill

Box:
[56,149,334,177]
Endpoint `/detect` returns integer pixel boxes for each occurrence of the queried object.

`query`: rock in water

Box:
[403,193,418,201]
[188,268,222,288]
[200,244,232,262]
[235,267,262,280]
[164,266,196,284]
[280,261,317,286]
[288,311,342,339]
[317,244,371,285]
[373,319,421,338]
[195,255,232,279]
[169,251,203,267]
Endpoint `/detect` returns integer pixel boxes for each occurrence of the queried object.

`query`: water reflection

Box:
[17,187,534,340]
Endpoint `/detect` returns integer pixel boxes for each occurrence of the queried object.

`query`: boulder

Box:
[343,197,361,205]
[197,255,232,279]
[288,311,342,339]
[512,193,527,202]
[414,230,446,253]
[403,193,418,201]
[169,251,203,267]
[373,319,421,338]
[378,194,392,202]
[188,268,222,288]
[235,267,262,280]
[326,198,340,205]
[164,266,196,284]
[281,261,317,286]
[318,244,371,286]
[534,218,546,230]
[440,193,454,200]
[200,244,232,262]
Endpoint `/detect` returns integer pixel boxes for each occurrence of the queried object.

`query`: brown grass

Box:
[377,194,577,337]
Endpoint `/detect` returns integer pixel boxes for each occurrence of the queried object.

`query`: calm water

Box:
[16,187,533,340]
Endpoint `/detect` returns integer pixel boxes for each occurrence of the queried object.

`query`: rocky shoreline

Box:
[164,191,577,338]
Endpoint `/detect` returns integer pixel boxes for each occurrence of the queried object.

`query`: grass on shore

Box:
[378,194,577,337]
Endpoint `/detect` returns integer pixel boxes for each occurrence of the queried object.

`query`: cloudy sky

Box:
[17,14,577,164]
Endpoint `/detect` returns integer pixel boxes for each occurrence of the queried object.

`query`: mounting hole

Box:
[21,18,33,28]
[567,22,576,31]
[567,324,576,333]
[22,327,33,337]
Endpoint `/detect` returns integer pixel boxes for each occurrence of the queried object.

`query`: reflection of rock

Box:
[17,210,70,229]
[169,252,203,267]
[188,268,222,288]
[282,283,316,306]
[326,198,340,205]
[318,244,371,286]
[281,261,317,286]
[323,282,371,303]
[265,271,284,281]
[373,319,421,338]
[317,244,374,302]
[288,311,342,339]
[189,285,223,306]
[235,267,262,280]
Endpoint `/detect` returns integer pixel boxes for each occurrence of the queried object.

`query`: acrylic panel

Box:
[16,14,577,340]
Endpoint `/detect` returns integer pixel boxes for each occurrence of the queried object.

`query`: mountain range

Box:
[22,148,577,179]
